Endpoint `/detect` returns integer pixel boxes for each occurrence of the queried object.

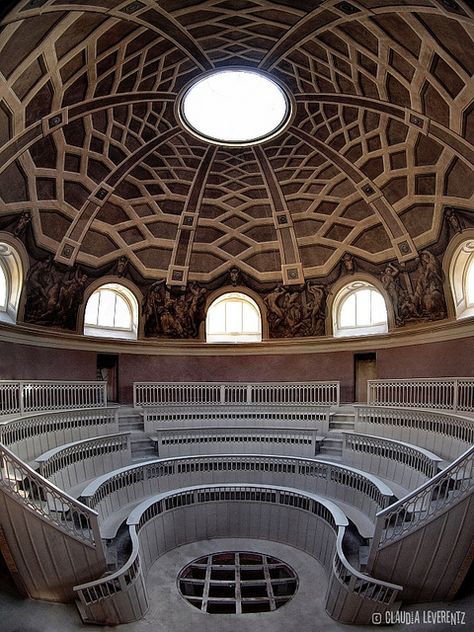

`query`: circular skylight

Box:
[180,70,291,145]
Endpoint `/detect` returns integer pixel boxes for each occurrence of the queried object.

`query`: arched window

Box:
[0,242,23,324]
[206,292,262,343]
[449,239,474,319]
[333,281,388,337]
[84,283,138,339]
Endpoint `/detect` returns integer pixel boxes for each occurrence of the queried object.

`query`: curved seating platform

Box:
[0,406,120,462]
[79,453,395,539]
[1,378,473,627]
[355,405,474,461]
[34,433,132,497]
[74,484,401,626]
[341,432,445,492]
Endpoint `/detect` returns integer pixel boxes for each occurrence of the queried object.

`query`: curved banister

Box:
[35,432,131,480]
[74,484,401,622]
[354,405,474,460]
[0,406,120,462]
[341,431,444,480]
[371,445,474,549]
[0,441,102,547]
[332,529,401,602]
[79,453,394,531]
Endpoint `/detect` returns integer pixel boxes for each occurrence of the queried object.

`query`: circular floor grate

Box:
[178,551,298,614]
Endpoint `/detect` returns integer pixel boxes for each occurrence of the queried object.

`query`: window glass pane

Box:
[84,292,100,325]
[97,289,115,327]
[0,264,7,309]
[242,303,260,332]
[208,301,226,333]
[371,291,387,324]
[340,293,355,327]
[225,301,243,333]
[355,289,371,325]
[114,294,132,329]
[207,292,262,342]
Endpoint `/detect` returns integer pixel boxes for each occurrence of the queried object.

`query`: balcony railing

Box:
[367,378,474,412]
[0,380,107,416]
[134,381,340,408]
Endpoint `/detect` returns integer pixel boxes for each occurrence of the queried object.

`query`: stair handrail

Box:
[332,529,402,604]
[371,444,474,550]
[0,441,102,547]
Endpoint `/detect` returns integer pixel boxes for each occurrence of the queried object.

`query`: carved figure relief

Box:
[380,251,447,326]
[13,211,31,237]
[414,251,447,320]
[115,256,129,277]
[264,282,327,338]
[342,253,355,275]
[445,208,463,234]
[380,262,416,326]
[24,258,88,330]
[142,281,207,338]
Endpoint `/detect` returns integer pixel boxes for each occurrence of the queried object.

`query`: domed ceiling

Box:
[0,0,473,337]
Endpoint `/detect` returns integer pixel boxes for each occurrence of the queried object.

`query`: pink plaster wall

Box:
[1,336,474,405]
[0,341,97,381]
[377,337,474,379]
[117,351,354,403]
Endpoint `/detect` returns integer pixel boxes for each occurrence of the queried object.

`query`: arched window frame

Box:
[332,280,388,338]
[83,282,139,340]
[0,240,24,324]
[449,238,474,320]
[206,291,263,343]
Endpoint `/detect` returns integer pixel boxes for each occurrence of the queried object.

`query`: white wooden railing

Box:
[342,432,444,491]
[0,441,102,547]
[134,381,340,408]
[355,405,474,461]
[369,445,474,553]
[80,454,394,530]
[35,433,131,492]
[74,484,401,626]
[0,407,119,462]
[367,378,474,412]
[0,380,107,416]
[144,405,330,433]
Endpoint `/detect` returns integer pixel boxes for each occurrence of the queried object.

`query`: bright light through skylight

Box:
[181,70,290,144]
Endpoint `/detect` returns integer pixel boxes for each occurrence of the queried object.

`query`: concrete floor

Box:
[1,538,472,632]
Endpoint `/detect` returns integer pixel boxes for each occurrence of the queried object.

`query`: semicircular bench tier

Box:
[73,483,402,626]
[79,453,395,540]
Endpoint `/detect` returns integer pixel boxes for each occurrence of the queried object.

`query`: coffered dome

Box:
[0,0,473,338]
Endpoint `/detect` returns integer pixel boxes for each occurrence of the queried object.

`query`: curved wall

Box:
[1,320,473,404]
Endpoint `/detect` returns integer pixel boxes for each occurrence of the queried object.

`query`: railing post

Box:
[19,382,25,416]
[453,379,459,412]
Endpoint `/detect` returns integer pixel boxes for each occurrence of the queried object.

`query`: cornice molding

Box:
[0,318,473,357]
